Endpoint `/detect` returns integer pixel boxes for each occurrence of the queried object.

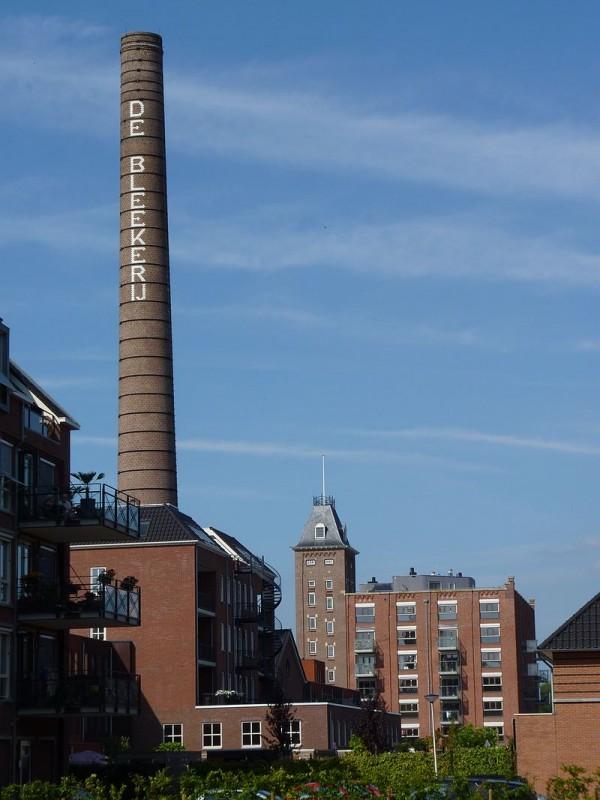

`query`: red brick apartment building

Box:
[70,514,403,755]
[294,495,538,742]
[515,592,600,795]
[0,318,142,786]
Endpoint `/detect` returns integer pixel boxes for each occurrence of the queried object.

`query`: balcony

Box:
[235,650,261,670]
[439,654,460,674]
[440,682,461,699]
[17,577,141,630]
[355,662,376,677]
[198,591,216,615]
[354,637,376,653]
[438,631,459,649]
[18,484,141,543]
[17,672,140,715]
[234,603,260,623]
[197,643,216,665]
[440,704,462,724]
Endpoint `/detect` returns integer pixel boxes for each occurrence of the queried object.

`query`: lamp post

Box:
[424,692,439,775]
[423,598,438,776]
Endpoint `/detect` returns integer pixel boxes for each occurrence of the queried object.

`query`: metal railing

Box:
[17,577,140,624]
[17,672,140,714]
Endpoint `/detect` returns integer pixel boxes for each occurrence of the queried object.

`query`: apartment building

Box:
[70,507,285,753]
[294,494,538,743]
[0,318,142,786]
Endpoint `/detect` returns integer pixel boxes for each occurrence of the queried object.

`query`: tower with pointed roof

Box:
[292,493,358,687]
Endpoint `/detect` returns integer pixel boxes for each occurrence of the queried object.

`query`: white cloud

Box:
[346,426,600,457]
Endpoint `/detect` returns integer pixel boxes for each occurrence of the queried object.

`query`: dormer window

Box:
[315,523,326,540]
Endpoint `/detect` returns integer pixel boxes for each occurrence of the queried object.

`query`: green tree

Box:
[351,693,390,754]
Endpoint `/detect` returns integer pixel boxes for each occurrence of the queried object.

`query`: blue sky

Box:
[3,1,600,640]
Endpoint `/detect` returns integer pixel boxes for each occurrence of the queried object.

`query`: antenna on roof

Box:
[322,454,326,503]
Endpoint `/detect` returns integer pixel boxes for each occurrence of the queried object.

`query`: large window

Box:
[483,699,503,716]
[356,605,375,624]
[0,631,10,699]
[0,538,10,603]
[396,603,416,622]
[399,677,418,694]
[163,724,183,744]
[438,602,457,620]
[480,625,500,644]
[241,721,261,748]
[202,722,222,748]
[288,720,301,746]
[399,701,419,718]
[397,627,417,646]
[480,600,500,619]
[482,674,502,691]
[398,652,417,671]
[438,628,458,649]
[481,649,502,668]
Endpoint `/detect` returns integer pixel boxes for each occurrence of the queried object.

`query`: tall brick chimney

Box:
[118,32,177,506]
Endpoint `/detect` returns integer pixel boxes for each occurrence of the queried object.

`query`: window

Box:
[428,581,441,590]
[397,627,417,646]
[439,652,460,673]
[90,628,106,640]
[0,631,10,698]
[326,620,334,635]
[356,605,375,624]
[325,579,333,590]
[163,724,183,745]
[396,603,416,622]
[308,640,317,655]
[288,720,301,746]
[438,628,458,649]
[480,625,501,644]
[438,602,457,620]
[308,580,316,588]
[481,649,501,668]
[241,721,261,747]
[326,596,334,611]
[0,538,10,603]
[399,701,419,718]
[327,669,335,682]
[484,722,504,742]
[90,566,107,593]
[482,674,502,691]
[483,699,503,716]
[315,524,326,539]
[480,600,500,619]
[308,616,317,631]
[305,559,316,566]
[402,726,420,738]
[355,630,375,651]
[398,652,417,670]
[324,559,334,565]
[440,677,460,698]
[357,677,377,698]
[202,722,222,748]
[308,592,316,606]
[0,440,14,512]
[399,677,418,694]
[327,644,335,659]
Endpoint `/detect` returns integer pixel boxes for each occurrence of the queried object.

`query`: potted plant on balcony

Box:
[70,470,105,518]
[120,575,138,591]
[97,569,116,585]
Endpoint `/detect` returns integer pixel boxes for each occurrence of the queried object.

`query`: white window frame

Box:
[399,676,418,694]
[482,673,502,691]
[325,579,333,590]
[308,616,317,631]
[90,566,107,593]
[327,669,335,683]
[326,596,334,611]
[315,524,326,539]
[396,602,416,621]
[479,599,500,618]
[305,559,316,566]
[308,640,317,655]
[308,580,316,588]
[326,620,334,635]
[308,592,316,607]
[288,719,301,746]
[398,651,418,671]
[163,723,183,744]
[481,649,502,668]
[480,623,501,644]
[90,628,106,640]
[397,626,417,646]
[241,720,262,748]
[327,644,335,659]
[356,604,375,624]
[202,722,222,749]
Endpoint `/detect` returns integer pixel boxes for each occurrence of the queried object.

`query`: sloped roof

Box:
[140,505,222,551]
[540,590,600,652]
[203,526,278,580]
[292,497,358,554]
[10,360,79,429]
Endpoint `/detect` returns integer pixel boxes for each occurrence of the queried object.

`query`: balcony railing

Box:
[438,632,459,649]
[17,578,140,629]
[198,592,216,613]
[354,637,376,653]
[355,663,376,676]
[17,672,140,715]
[439,655,460,674]
[197,643,216,664]
[18,484,141,543]
[235,651,261,670]
[234,603,260,623]
[440,683,461,698]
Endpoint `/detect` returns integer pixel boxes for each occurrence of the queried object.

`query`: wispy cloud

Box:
[177,436,486,472]
[346,426,600,456]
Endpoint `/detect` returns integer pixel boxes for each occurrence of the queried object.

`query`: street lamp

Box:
[424,692,439,775]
